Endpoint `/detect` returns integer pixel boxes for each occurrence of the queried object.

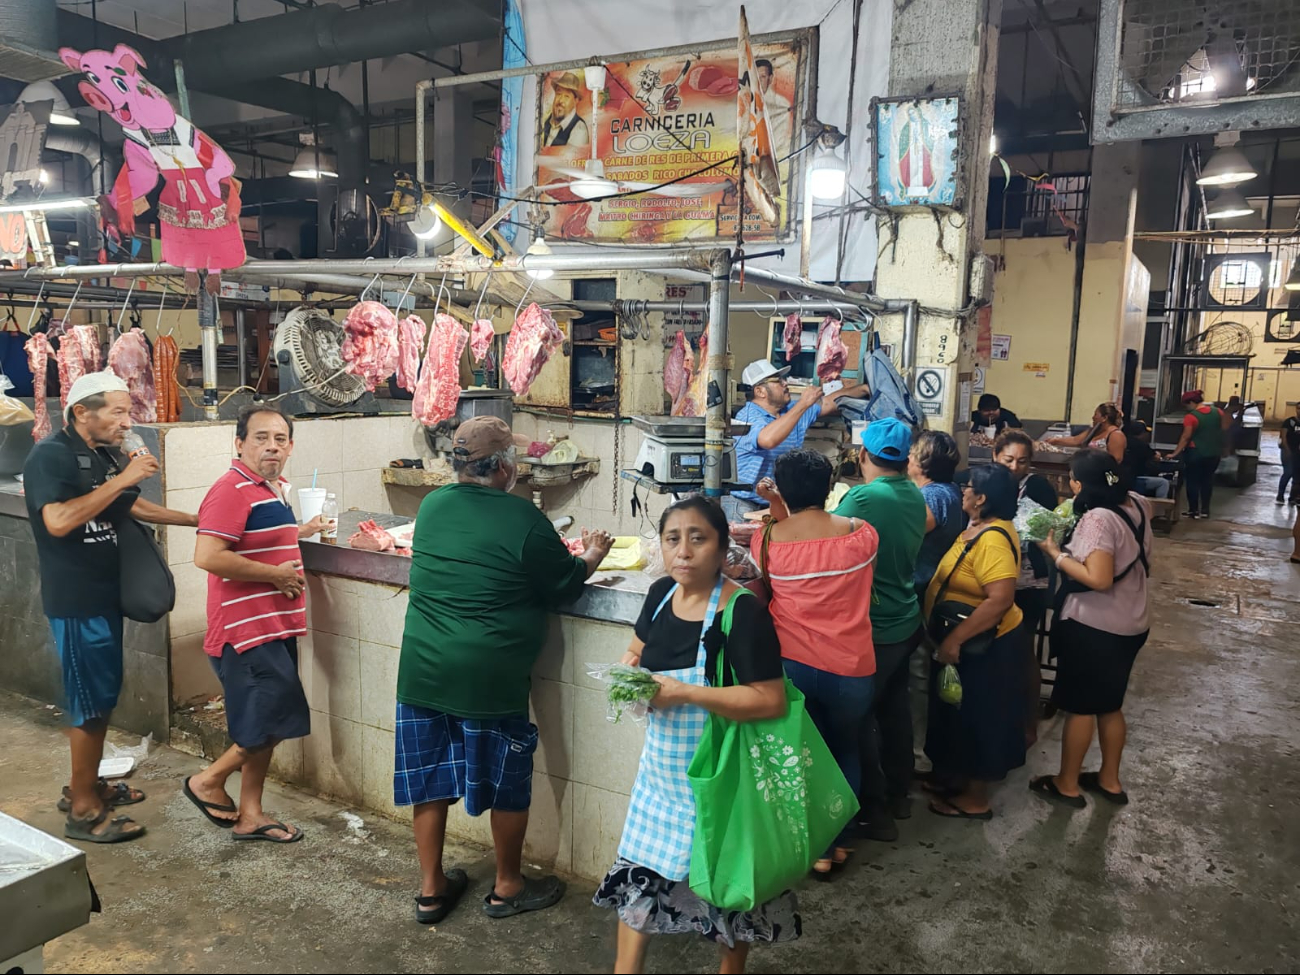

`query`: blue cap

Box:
[860,418,913,461]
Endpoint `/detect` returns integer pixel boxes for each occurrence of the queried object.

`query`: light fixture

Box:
[18,80,79,126]
[809,147,847,200]
[1205,188,1254,219]
[67,240,79,247]
[1285,257,1300,292]
[989,132,998,156]
[409,203,441,240]
[0,197,92,213]
[525,232,555,280]
[571,159,618,200]
[289,146,338,179]
[1197,146,1255,186]
[583,65,607,92]
[38,169,49,185]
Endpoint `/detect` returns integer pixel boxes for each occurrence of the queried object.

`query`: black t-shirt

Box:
[23,428,139,619]
[1284,416,1300,452]
[969,407,1022,434]
[634,576,783,687]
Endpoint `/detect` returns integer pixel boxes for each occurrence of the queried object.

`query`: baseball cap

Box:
[453,416,514,462]
[1181,389,1204,405]
[740,359,792,388]
[860,417,913,461]
[65,370,129,422]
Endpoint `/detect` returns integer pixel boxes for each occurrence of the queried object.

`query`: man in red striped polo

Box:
[183,405,321,843]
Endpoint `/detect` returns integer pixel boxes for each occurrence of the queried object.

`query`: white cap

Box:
[65,369,129,421]
[740,358,792,388]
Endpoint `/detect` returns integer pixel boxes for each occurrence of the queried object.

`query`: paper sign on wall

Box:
[1023,362,1050,377]
[991,334,1011,360]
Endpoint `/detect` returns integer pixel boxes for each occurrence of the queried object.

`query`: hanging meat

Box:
[395,314,427,393]
[24,332,53,441]
[107,328,158,422]
[502,303,563,398]
[56,325,103,412]
[664,329,690,408]
[412,313,469,426]
[783,313,803,361]
[153,334,182,423]
[814,316,848,383]
[470,318,494,364]
[670,331,709,417]
[341,301,399,392]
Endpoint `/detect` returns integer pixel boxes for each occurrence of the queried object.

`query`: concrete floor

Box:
[4,462,1299,974]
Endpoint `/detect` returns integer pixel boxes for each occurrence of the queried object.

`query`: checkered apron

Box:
[617,578,723,881]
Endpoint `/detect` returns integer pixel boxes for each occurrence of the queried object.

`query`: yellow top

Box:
[925,519,1025,638]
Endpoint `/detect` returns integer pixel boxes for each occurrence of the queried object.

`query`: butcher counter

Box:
[293,510,651,883]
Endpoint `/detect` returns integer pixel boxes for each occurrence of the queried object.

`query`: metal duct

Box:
[43,128,118,188]
[0,0,64,82]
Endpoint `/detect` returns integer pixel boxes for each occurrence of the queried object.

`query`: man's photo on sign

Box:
[539,71,590,150]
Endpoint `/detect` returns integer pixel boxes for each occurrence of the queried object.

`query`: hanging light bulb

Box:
[1197,146,1255,186]
[1205,188,1254,219]
[526,233,555,280]
[409,203,442,240]
[1285,257,1300,292]
[289,146,338,179]
[809,146,847,200]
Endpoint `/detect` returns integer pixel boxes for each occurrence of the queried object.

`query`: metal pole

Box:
[235,308,248,390]
[799,171,815,280]
[901,300,919,379]
[733,265,891,312]
[198,288,220,420]
[415,79,431,258]
[173,60,192,117]
[703,249,731,498]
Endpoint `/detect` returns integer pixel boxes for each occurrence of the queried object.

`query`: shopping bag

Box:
[686,590,859,911]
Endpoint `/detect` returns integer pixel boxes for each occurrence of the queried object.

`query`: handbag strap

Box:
[759,517,776,591]
[933,526,1018,606]
[714,587,754,687]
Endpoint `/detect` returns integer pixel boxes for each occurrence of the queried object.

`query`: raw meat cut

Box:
[561,202,594,238]
[470,318,494,364]
[503,303,563,398]
[107,328,158,422]
[24,332,53,440]
[341,301,399,391]
[153,334,182,423]
[664,329,690,405]
[563,537,585,556]
[412,313,469,425]
[814,316,847,382]
[783,314,802,361]
[348,519,395,552]
[56,325,103,412]
[668,330,709,417]
[395,314,427,393]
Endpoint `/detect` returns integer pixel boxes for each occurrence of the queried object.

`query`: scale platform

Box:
[620,470,750,496]
[630,415,748,486]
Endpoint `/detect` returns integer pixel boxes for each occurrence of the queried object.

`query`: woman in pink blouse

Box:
[753,449,878,876]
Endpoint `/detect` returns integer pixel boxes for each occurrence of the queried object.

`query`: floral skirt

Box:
[593,859,801,948]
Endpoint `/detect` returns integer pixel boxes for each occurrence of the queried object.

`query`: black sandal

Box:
[928,799,994,821]
[57,778,145,813]
[231,821,303,843]
[415,869,469,924]
[1030,775,1086,809]
[1078,771,1129,805]
[64,807,147,844]
[482,875,565,918]
[183,776,237,828]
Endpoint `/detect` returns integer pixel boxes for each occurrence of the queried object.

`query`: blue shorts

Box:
[48,616,124,728]
[210,639,310,750]
[393,703,538,815]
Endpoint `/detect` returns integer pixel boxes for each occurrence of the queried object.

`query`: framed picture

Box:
[872,94,962,208]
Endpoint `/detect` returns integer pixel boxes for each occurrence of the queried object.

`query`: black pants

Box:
[1184,454,1219,516]
[859,627,924,811]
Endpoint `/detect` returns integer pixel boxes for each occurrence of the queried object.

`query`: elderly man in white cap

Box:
[726,358,868,521]
[22,370,197,844]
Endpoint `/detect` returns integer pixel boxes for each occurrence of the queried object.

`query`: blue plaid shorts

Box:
[393,703,538,815]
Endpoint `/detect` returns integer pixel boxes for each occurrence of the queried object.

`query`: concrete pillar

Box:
[872,0,1003,436]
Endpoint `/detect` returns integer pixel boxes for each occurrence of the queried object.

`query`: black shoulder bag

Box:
[927,526,1019,657]
[74,444,176,623]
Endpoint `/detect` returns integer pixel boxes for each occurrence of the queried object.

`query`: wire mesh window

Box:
[1115,0,1300,110]
[987,174,1089,237]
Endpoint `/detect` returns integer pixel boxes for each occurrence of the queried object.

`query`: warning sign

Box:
[915,367,947,417]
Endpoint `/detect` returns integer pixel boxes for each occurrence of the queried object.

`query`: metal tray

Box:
[630,416,750,438]
[0,812,92,958]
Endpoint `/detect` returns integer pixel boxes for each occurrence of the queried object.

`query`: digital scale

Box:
[630,416,748,485]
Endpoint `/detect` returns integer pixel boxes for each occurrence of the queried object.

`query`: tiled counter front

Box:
[295,571,643,882]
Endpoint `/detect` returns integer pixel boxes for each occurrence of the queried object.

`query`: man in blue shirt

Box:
[724,358,866,521]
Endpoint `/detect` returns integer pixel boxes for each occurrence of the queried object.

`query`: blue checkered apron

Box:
[617,577,723,882]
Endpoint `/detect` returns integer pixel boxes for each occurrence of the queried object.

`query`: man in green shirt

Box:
[394,417,612,925]
[834,418,927,841]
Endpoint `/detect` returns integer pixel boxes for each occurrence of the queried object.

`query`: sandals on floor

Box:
[928,799,993,821]
[415,869,470,924]
[1030,775,1086,809]
[482,875,565,918]
[232,821,303,843]
[56,778,145,813]
[812,848,851,880]
[183,776,237,828]
[1079,771,1129,805]
[64,806,146,844]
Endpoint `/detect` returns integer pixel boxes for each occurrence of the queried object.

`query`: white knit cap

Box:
[65,370,130,421]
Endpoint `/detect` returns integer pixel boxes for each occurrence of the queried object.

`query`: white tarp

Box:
[513,0,892,283]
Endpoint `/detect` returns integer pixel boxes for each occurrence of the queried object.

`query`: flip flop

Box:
[232,821,302,843]
[482,875,565,918]
[928,799,993,821]
[416,869,470,924]
[64,807,147,844]
[1030,775,1086,809]
[183,776,237,828]
[57,779,145,813]
[1079,771,1129,805]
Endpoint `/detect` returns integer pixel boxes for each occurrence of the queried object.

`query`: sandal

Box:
[1078,771,1129,805]
[183,776,237,828]
[928,799,993,821]
[64,807,146,844]
[1030,775,1086,809]
[482,875,565,918]
[56,778,145,813]
[812,847,850,880]
[232,821,303,843]
[415,869,469,924]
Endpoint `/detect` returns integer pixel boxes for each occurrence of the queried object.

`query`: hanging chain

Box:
[612,419,622,515]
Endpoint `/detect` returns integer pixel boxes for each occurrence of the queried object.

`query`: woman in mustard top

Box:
[922,463,1029,820]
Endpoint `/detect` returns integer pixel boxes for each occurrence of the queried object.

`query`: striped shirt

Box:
[198,460,305,657]
[732,400,823,503]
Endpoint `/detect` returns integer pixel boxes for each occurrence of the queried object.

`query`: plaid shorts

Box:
[393,703,538,815]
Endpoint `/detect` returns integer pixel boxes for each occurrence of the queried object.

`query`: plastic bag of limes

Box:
[938,664,963,707]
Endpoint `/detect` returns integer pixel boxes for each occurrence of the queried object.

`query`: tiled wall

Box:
[292,571,640,882]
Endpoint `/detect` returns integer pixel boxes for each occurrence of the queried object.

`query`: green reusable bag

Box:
[686,589,860,911]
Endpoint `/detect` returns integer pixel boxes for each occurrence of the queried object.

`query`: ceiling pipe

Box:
[0,0,64,81]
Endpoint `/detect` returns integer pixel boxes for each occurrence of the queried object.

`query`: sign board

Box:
[1023,361,1050,377]
[972,367,986,394]
[534,35,808,244]
[958,379,972,425]
[873,95,961,208]
[991,333,1011,360]
[915,366,947,417]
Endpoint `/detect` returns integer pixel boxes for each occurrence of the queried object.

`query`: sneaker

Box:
[1182,511,1198,519]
